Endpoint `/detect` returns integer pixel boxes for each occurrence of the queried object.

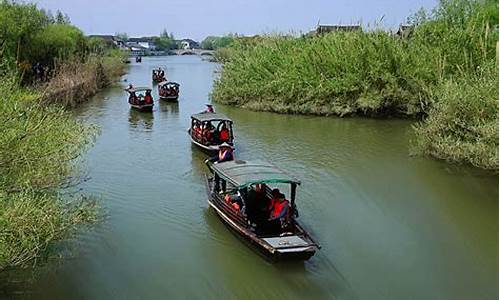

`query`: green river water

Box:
[1,56,498,299]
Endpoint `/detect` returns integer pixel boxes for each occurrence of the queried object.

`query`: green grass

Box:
[413,64,498,170]
[0,1,128,271]
[0,75,100,270]
[212,0,499,170]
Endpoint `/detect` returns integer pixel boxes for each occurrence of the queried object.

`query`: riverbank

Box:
[212,0,498,170]
[41,52,127,107]
[0,53,126,270]
[0,2,127,271]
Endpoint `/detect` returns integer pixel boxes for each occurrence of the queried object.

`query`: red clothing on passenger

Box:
[270,199,289,219]
[219,128,229,142]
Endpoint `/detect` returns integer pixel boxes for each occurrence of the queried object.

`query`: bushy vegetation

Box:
[212,0,499,170]
[0,74,98,270]
[201,34,236,50]
[0,1,125,270]
[413,65,498,169]
[154,29,178,51]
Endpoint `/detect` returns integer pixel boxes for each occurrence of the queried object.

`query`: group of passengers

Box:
[152,68,165,81]
[192,121,231,145]
[127,84,153,105]
[159,83,179,96]
[217,182,291,234]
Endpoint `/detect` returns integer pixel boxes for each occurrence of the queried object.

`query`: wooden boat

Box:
[125,87,154,112]
[187,112,234,152]
[152,69,165,83]
[158,81,180,101]
[205,160,320,260]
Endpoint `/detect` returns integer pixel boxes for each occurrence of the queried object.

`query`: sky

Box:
[32,0,437,41]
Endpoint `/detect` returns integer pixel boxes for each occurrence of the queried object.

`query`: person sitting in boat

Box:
[268,191,290,232]
[128,90,137,104]
[194,124,201,139]
[219,123,230,143]
[203,122,216,144]
[224,192,245,214]
[144,90,153,104]
[206,143,234,164]
[137,93,145,104]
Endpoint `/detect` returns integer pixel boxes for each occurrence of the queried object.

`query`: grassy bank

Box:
[212,0,498,170]
[0,1,126,270]
[0,76,99,270]
[41,51,127,107]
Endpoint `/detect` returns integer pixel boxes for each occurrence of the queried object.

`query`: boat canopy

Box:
[212,160,300,188]
[128,87,151,92]
[191,112,232,123]
[159,81,179,87]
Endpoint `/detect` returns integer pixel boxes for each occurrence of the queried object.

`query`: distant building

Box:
[124,42,146,56]
[180,39,200,50]
[316,24,362,34]
[127,37,157,51]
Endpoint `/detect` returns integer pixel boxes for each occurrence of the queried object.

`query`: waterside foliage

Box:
[212,0,499,170]
[0,1,125,270]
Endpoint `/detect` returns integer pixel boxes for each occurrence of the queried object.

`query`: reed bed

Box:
[0,75,99,270]
[42,53,126,107]
[212,0,498,170]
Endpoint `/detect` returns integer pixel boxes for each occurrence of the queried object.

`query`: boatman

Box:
[206,142,234,164]
[205,104,215,113]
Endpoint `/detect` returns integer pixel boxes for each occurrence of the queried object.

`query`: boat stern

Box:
[262,235,317,260]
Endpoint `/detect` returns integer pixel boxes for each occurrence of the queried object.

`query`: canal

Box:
[4,56,498,299]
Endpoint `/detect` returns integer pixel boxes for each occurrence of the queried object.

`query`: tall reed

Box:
[212,0,498,169]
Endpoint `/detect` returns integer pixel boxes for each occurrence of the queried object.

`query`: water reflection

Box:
[158,100,179,114]
[128,109,154,131]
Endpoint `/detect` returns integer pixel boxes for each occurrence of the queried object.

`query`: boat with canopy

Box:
[205,160,320,260]
[158,81,180,101]
[188,112,234,152]
[125,87,154,112]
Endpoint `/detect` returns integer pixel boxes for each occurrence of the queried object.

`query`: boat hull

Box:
[160,95,179,102]
[187,129,227,153]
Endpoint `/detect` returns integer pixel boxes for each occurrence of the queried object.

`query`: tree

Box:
[115,32,128,42]
[55,10,70,24]
[160,29,169,38]
[155,29,177,51]
[201,35,235,50]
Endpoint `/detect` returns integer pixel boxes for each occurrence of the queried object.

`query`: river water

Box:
[3,56,498,299]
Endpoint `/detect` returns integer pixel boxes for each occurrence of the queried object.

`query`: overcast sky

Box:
[32,0,437,41]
